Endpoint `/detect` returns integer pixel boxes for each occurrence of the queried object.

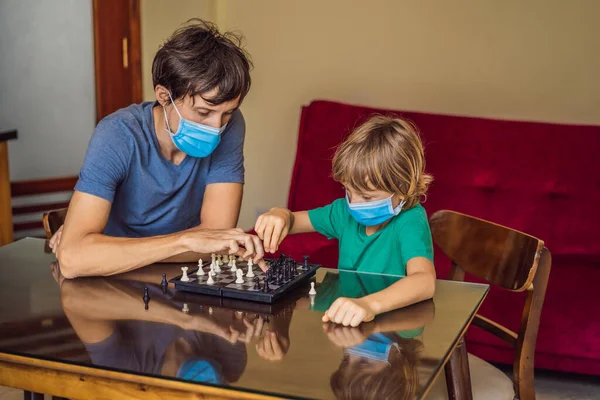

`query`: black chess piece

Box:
[253,276,261,290]
[160,273,168,293]
[143,287,151,310]
[276,269,283,285]
[263,277,270,292]
[303,255,309,270]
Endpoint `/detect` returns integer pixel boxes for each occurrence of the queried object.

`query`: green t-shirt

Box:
[308,198,434,276]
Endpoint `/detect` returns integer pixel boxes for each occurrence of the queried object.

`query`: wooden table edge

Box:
[0,352,283,400]
[419,284,490,399]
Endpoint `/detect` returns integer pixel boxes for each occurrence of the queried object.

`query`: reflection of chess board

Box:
[170,257,320,303]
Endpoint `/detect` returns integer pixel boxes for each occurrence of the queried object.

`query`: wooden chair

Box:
[42,208,68,239]
[427,210,552,400]
[10,176,76,240]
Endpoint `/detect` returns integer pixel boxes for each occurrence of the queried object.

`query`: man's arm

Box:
[57,190,264,278]
[161,182,243,263]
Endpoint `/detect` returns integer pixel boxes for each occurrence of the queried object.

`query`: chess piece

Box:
[218,254,224,266]
[181,267,190,282]
[253,276,261,290]
[214,260,221,273]
[231,257,238,272]
[160,273,168,290]
[196,259,204,276]
[207,272,215,285]
[143,287,151,310]
[235,268,244,284]
[309,282,317,295]
[246,259,255,278]
[228,255,234,267]
[263,277,270,292]
[303,255,309,270]
[211,253,216,267]
[182,303,189,313]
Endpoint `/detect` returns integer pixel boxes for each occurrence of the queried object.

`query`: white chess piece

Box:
[231,258,238,272]
[309,282,317,295]
[182,303,190,313]
[246,258,255,278]
[181,267,190,282]
[218,254,224,266]
[196,258,205,276]
[214,259,221,273]
[235,269,244,284]
[211,253,216,266]
[207,273,215,285]
[228,255,233,267]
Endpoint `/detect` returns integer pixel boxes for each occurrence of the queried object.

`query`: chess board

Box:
[170,256,320,303]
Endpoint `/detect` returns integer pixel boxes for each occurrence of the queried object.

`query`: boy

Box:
[255,116,436,326]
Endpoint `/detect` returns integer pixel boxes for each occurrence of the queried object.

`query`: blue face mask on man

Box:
[346,193,406,226]
[164,91,227,158]
[176,358,224,384]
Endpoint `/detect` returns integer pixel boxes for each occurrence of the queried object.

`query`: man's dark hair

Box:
[152,19,252,105]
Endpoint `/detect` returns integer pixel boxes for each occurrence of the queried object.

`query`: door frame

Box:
[92,0,143,122]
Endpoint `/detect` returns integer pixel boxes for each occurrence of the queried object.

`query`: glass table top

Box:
[0,238,488,399]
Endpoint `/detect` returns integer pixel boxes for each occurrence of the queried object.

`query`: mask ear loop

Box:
[163,90,183,134]
[386,343,402,366]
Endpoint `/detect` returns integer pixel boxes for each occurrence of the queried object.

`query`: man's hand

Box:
[181,227,268,271]
[256,330,290,362]
[49,225,64,254]
[322,297,376,327]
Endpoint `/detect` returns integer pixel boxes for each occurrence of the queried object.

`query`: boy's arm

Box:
[255,208,316,253]
[363,257,436,315]
[323,257,436,327]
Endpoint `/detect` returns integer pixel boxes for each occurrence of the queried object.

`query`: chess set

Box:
[169,254,320,304]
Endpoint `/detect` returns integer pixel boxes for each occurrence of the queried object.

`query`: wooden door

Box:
[93,0,142,122]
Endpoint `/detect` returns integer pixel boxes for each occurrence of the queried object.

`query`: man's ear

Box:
[155,85,171,107]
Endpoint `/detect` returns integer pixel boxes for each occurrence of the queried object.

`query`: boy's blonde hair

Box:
[332,115,433,209]
[330,335,422,400]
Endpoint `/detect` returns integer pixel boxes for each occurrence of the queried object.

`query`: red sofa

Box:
[276,99,600,375]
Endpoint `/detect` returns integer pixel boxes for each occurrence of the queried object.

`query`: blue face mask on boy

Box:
[164,91,227,158]
[344,333,400,363]
[346,193,406,226]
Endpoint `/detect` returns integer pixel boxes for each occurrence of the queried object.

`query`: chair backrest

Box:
[429,210,552,400]
[11,176,76,240]
[42,208,68,239]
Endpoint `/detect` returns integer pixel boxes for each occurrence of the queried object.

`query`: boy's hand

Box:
[322,322,375,347]
[322,297,376,327]
[254,207,293,253]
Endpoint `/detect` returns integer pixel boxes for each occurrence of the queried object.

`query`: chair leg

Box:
[23,391,44,400]
[445,337,473,400]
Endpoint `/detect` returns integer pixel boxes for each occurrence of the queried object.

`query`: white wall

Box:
[141,0,216,102]
[215,0,600,229]
[0,0,96,181]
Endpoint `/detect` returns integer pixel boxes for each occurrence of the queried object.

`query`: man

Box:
[52,19,265,278]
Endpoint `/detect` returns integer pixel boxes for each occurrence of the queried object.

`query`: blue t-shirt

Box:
[75,102,245,238]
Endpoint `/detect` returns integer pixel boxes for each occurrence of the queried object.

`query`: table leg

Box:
[0,141,13,246]
[23,391,44,400]
[444,336,473,400]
